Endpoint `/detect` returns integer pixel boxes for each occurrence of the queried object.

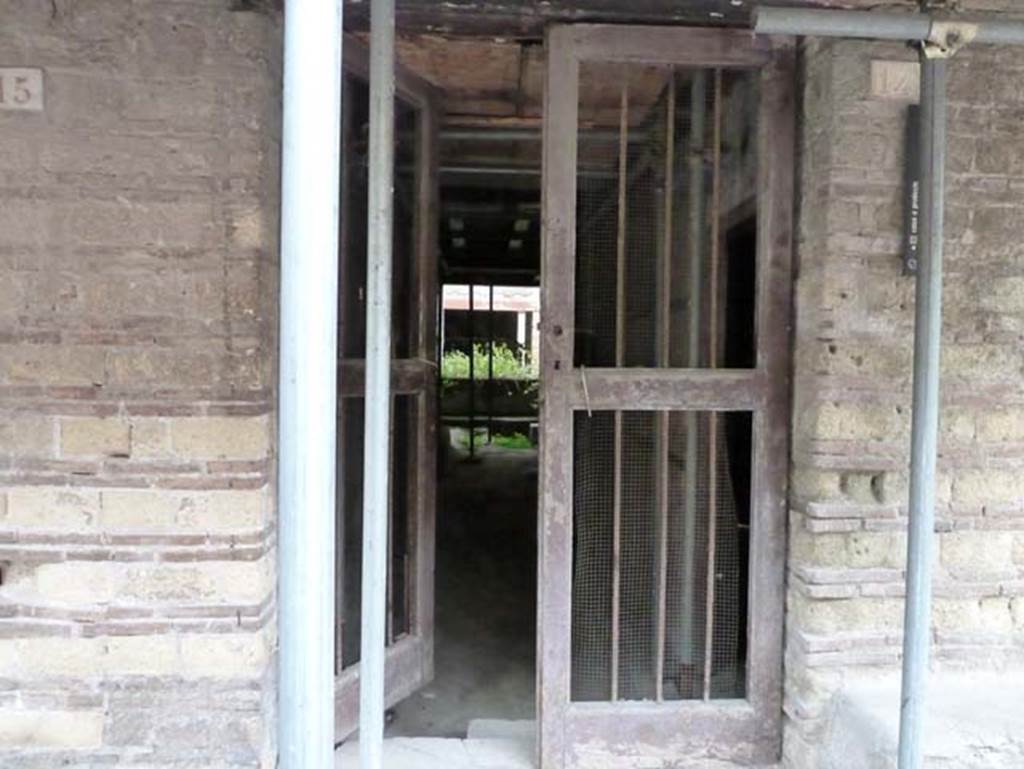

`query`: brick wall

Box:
[784,37,1024,767]
[0,2,281,766]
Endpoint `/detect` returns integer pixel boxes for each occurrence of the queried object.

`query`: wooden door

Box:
[334,37,441,739]
[538,25,794,767]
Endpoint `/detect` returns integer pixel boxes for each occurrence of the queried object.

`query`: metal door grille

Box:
[571,410,750,702]
[541,24,793,766]
[569,62,759,703]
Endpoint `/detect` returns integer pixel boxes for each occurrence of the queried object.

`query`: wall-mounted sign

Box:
[904,104,922,276]
[871,60,920,101]
[0,68,44,112]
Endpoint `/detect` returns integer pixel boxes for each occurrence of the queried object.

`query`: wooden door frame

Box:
[538,24,795,767]
[334,35,442,736]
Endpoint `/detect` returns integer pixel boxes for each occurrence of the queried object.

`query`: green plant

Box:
[441,343,537,381]
[491,432,534,450]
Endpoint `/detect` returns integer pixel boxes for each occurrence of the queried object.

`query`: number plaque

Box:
[0,68,44,112]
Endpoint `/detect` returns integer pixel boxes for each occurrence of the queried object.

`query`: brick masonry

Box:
[0,1,281,766]
[785,33,1024,768]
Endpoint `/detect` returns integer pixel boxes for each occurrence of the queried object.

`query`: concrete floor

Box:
[386,443,538,738]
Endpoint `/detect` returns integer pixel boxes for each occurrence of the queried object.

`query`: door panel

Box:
[539,25,794,767]
[335,36,441,739]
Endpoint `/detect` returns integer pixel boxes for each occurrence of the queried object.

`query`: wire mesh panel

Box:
[571,409,751,702]
[540,24,793,767]
[574,63,760,371]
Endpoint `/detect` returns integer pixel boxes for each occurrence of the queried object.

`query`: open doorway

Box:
[334,33,546,742]
[388,115,545,738]
[334,21,792,769]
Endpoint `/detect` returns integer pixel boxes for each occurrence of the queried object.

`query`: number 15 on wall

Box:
[0,69,44,112]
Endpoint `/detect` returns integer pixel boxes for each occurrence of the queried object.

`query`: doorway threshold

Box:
[335,721,534,769]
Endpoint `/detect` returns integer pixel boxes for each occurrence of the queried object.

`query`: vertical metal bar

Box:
[611,77,629,701]
[386,397,396,645]
[655,73,675,703]
[615,79,629,368]
[335,71,355,679]
[702,69,723,702]
[439,287,446,363]
[360,0,396,765]
[468,283,476,458]
[488,283,495,444]
[898,52,947,769]
[681,71,708,684]
[278,0,342,766]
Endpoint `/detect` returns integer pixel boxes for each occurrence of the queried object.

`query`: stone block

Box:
[0,344,105,387]
[0,638,101,679]
[953,469,1024,510]
[3,487,100,530]
[941,531,1015,581]
[181,633,271,679]
[790,593,904,635]
[169,416,269,460]
[800,401,908,443]
[104,635,180,676]
[33,559,271,606]
[175,488,266,532]
[0,708,104,748]
[790,467,843,502]
[933,597,1014,636]
[0,414,55,458]
[977,408,1024,443]
[128,418,173,459]
[100,488,265,532]
[99,489,180,530]
[60,417,131,458]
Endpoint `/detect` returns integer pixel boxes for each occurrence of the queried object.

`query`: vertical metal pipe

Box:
[702,69,723,702]
[681,72,708,680]
[611,78,629,701]
[897,53,947,769]
[615,79,629,367]
[655,74,675,702]
[359,0,396,766]
[468,283,476,458]
[278,1,342,767]
[386,397,396,645]
[488,284,495,444]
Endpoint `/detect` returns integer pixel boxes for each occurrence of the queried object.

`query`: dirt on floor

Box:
[386,444,538,738]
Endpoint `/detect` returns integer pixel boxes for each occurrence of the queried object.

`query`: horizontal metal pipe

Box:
[439,165,617,180]
[441,165,541,176]
[755,7,1024,46]
[441,128,646,143]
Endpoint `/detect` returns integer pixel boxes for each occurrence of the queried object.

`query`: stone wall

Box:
[0,1,281,766]
[785,37,1024,768]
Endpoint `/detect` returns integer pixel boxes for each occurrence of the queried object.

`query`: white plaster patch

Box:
[0,68,43,112]
[870,60,920,102]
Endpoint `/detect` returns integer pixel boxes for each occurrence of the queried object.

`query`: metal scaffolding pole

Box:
[277,1,342,768]
[899,52,946,769]
[360,0,395,767]
[755,7,1024,45]
[753,7,1024,768]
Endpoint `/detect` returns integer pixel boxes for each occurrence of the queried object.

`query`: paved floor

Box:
[385,444,538,738]
[821,672,1024,769]
[335,735,533,769]
[337,721,535,769]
